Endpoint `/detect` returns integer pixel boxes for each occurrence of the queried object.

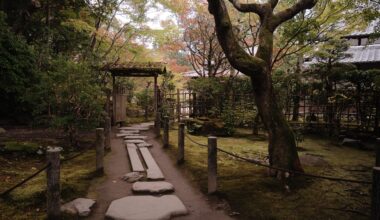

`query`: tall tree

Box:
[184,5,230,77]
[207,0,321,173]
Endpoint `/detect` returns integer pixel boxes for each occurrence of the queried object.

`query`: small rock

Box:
[121,172,144,183]
[61,198,96,217]
[0,127,6,134]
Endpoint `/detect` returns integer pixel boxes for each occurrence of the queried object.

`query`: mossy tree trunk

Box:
[208,0,317,172]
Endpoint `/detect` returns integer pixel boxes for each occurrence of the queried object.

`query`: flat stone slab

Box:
[127,144,145,172]
[61,198,96,217]
[130,126,150,131]
[125,139,145,144]
[118,127,143,130]
[132,181,174,194]
[139,122,154,127]
[140,147,165,180]
[122,172,144,183]
[124,136,147,140]
[105,195,188,220]
[137,142,153,148]
[120,130,140,134]
[116,133,137,138]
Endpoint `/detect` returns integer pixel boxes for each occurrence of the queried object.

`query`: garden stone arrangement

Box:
[106,122,188,220]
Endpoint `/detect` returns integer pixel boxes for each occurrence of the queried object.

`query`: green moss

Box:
[166,128,372,220]
[0,149,97,219]
[2,141,40,154]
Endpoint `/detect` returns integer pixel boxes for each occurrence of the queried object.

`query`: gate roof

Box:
[101,62,166,77]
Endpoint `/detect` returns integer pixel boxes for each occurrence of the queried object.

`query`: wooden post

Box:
[96,128,105,174]
[105,116,111,151]
[193,93,197,117]
[154,75,158,128]
[377,138,380,167]
[177,89,181,122]
[177,123,185,164]
[208,136,217,194]
[112,76,116,126]
[163,116,169,148]
[372,167,380,220]
[46,147,61,220]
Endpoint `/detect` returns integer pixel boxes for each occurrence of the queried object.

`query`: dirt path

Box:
[86,127,234,220]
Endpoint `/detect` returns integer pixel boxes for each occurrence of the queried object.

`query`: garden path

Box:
[86,124,233,220]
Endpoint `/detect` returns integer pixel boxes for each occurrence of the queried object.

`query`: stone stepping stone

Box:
[61,198,96,217]
[124,136,147,140]
[126,144,145,172]
[130,126,150,131]
[132,181,174,194]
[125,139,145,144]
[139,122,154,127]
[140,147,164,180]
[105,195,188,220]
[137,142,153,148]
[118,127,143,130]
[116,133,138,138]
[120,130,140,134]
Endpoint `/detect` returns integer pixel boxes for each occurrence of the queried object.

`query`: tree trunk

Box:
[251,74,303,173]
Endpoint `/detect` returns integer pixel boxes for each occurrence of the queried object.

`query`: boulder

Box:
[0,127,6,134]
[61,198,96,217]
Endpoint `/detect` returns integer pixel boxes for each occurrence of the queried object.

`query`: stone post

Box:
[163,116,169,148]
[177,123,185,164]
[208,136,217,194]
[46,147,61,220]
[96,128,105,174]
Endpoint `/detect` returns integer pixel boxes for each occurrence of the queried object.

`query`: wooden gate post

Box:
[163,116,169,148]
[105,116,111,151]
[208,136,217,194]
[372,167,380,220]
[177,123,185,164]
[177,89,181,122]
[96,128,105,174]
[376,138,380,167]
[46,147,61,220]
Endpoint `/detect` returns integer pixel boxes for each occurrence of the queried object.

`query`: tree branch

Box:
[227,0,265,17]
[208,0,266,76]
[272,0,317,28]
[269,0,279,9]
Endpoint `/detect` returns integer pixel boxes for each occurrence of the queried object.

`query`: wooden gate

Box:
[113,85,127,124]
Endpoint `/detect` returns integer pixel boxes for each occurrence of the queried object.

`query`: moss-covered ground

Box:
[0,131,98,219]
[166,127,374,220]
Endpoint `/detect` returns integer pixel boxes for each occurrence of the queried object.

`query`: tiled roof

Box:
[345,21,378,37]
[304,44,380,66]
[341,45,380,63]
